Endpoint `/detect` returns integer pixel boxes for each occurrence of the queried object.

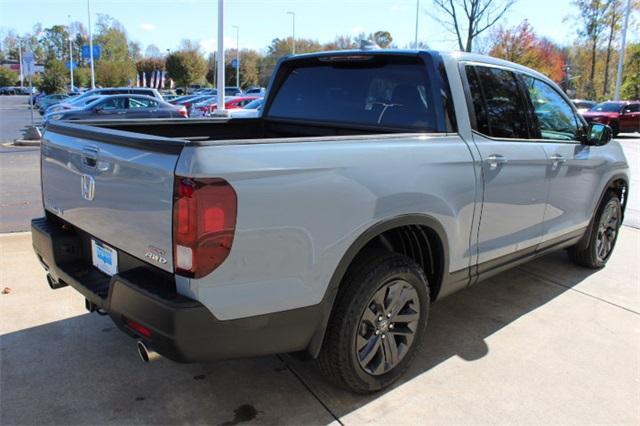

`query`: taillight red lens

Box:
[173,177,237,278]
[179,108,188,118]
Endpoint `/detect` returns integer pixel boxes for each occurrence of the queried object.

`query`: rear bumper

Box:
[31,215,324,363]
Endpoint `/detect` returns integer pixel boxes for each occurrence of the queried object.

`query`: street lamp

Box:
[68,15,74,91]
[17,36,23,89]
[286,11,296,54]
[232,25,240,88]
[414,0,420,49]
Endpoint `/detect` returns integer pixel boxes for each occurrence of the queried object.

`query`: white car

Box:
[228,97,264,118]
[45,95,105,116]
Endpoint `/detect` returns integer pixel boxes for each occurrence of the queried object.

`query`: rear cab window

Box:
[265,54,455,133]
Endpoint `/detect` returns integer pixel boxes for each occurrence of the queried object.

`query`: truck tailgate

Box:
[41,122,185,272]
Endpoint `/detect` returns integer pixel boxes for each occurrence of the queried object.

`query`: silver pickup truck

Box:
[32,50,629,393]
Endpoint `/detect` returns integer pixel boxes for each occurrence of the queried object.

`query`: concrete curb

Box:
[13,139,41,146]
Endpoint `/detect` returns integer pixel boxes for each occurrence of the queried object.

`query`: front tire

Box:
[317,251,430,393]
[568,190,622,268]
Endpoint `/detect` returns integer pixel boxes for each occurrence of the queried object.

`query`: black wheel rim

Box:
[596,200,620,262]
[355,279,420,376]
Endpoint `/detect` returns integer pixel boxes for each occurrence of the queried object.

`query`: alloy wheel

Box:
[355,279,420,376]
[595,199,620,262]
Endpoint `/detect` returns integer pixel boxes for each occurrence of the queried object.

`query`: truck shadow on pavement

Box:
[0,250,602,425]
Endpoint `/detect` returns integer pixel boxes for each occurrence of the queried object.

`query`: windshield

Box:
[268,58,437,130]
[243,98,264,109]
[591,102,623,113]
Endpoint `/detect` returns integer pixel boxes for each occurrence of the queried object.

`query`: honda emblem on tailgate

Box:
[81,174,95,201]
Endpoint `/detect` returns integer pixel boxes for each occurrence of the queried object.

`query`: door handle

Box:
[81,146,99,168]
[486,154,507,170]
[549,154,566,165]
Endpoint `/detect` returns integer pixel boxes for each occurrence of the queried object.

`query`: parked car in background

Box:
[45,94,187,122]
[224,87,242,96]
[34,50,628,394]
[190,96,260,117]
[0,86,18,95]
[582,101,640,135]
[244,87,265,96]
[228,97,264,118]
[44,95,105,116]
[37,94,72,114]
[180,95,218,114]
[572,99,596,114]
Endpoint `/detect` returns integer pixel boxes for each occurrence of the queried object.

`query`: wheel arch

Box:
[306,214,450,358]
[576,173,629,251]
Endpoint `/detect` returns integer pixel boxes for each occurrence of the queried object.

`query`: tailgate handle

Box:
[81,147,99,168]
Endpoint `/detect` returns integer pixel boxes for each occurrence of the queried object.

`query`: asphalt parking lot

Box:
[0,94,639,424]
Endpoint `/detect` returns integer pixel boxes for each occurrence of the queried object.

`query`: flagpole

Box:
[87,0,95,89]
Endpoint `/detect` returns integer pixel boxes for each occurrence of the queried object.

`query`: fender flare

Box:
[576,173,629,250]
[306,213,450,358]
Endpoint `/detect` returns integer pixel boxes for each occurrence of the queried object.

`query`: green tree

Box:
[95,60,136,87]
[38,59,68,93]
[73,67,91,88]
[573,0,612,98]
[621,43,640,99]
[40,25,69,61]
[94,14,129,61]
[0,67,18,86]
[165,48,207,92]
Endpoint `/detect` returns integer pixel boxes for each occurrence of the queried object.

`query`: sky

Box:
[0,0,637,55]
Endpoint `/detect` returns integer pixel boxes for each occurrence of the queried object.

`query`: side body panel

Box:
[471,134,549,262]
[175,135,478,319]
[539,141,628,242]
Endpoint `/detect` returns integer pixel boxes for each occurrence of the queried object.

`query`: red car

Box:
[192,96,260,117]
[581,101,640,136]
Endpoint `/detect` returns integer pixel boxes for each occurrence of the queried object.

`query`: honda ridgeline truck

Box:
[33,50,629,393]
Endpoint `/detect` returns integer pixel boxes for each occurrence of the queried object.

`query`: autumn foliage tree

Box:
[489,20,566,83]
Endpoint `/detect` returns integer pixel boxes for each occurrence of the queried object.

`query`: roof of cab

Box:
[281,49,552,84]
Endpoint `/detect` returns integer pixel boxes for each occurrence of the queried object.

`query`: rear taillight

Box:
[173,177,237,278]
[178,107,188,117]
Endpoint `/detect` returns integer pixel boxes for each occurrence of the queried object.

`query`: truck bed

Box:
[47,115,420,149]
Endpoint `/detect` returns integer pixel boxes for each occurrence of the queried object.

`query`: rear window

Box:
[267,58,438,131]
[592,102,624,113]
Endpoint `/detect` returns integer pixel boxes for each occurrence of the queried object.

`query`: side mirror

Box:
[584,123,612,146]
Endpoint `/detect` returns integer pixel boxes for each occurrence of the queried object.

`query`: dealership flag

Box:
[136,73,140,87]
[142,72,147,87]
[160,71,165,89]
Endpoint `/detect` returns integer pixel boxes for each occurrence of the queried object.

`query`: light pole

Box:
[414,0,420,48]
[17,37,23,89]
[87,0,95,89]
[68,15,74,91]
[287,11,296,54]
[614,0,631,101]
[216,0,226,114]
[233,25,240,88]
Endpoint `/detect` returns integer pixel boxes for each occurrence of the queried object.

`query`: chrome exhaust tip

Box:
[137,340,161,363]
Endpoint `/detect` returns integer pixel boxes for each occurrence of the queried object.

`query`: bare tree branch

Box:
[430,0,517,52]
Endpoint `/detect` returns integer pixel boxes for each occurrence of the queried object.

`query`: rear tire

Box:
[316,250,430,393]
[610,122,620,137]
[568,190,622,268]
